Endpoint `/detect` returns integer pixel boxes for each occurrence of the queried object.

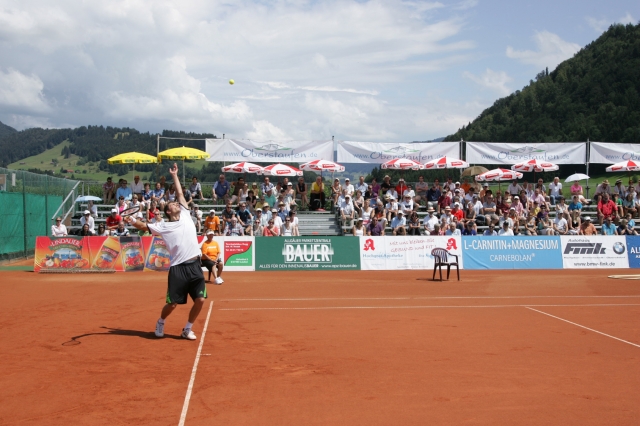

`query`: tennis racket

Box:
[120,206,141,217]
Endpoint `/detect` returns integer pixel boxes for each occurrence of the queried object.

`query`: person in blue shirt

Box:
[115,179,133,201]
[568,195,582,212]
[601,217,618,235]
[462,222,477,235]
[213,174,231,203]
[390,211,407,235]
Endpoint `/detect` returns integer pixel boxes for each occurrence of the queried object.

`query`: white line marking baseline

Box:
[220,295,640,302]
[218,303,640,311]
[525,307,640,348]
[178,300,214,426]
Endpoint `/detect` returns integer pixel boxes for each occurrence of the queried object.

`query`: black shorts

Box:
[166,258,207,304]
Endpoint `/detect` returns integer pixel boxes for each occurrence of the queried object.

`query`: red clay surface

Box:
[0,268,639,425]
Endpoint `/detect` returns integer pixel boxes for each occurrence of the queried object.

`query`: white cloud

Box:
[454,0,478,11]
[506,31,580,70]
[587,13,636,33]
[463,69,512,96]
[0,68,50,114]
[246,120,289,140]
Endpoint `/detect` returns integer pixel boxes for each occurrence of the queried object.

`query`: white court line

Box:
[218,303,640,311]
[178,301,214,426]
[220,295,640,302]
[525,307,640,349]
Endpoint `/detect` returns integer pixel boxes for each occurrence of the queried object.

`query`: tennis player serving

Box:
[124,163,206,341]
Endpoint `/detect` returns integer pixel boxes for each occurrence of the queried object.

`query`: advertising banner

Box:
[466,142,586,165]
[337,141,460,164]
[462,236,563,270]
[35,236,255,272]
[255,236,360,271]
[206,139,334,163]
[589,142,640,164]
[359,236,462,270]
[625,236,640,268]
[560,236,629,269]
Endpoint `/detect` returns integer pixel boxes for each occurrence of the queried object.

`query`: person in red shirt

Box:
[438,191,451,212]
[105,208,122,230]
[597,193,617,225]
[395,178,408,197]
[451,202,464,221]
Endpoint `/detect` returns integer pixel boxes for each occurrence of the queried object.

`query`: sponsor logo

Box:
[446,238,457,250]
[613,242,626,255]
[564,242,606,255]
[255,143,292,152]
[509,146,545,154]
[363,239,376,251]
[383,146,420,155]
[282,241,333,263]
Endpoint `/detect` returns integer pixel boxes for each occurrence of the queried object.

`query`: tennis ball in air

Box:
[229,79,235,85]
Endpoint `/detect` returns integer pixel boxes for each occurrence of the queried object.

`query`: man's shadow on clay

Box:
[62,326,181,346]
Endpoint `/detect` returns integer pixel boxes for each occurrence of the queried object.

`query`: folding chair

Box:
[431,248,460,281]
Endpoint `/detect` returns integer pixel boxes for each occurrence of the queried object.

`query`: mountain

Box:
[445,23,640,143]
[0,121,17,139]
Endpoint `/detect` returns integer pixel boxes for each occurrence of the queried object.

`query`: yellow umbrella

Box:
[157,146,210,184]
[107,152,158,180]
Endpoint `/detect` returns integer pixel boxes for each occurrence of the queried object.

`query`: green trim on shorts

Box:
[166,291,172,304]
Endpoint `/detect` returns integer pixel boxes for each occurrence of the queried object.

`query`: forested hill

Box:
[0,125,216,168]
[0,121,17,139]
[445,23,640,143]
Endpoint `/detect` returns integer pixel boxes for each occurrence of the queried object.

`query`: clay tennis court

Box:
[0,264,639,425]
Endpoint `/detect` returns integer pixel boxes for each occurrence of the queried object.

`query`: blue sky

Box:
[0,0,637,142]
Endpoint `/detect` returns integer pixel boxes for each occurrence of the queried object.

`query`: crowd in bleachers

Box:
[58,172,640,238]
[335,174,640,237]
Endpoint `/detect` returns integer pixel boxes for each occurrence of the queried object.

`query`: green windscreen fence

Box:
[0,167,75,260]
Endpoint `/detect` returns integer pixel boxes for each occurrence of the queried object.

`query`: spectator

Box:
[548,177,562,205]
[235,202,253,235]
[329,178,342,207]
[276,202,289,223]
[189,177,203,199]
[423,208,439,234]
[225,217,244,236]
[152,182,165,207]
[601,216,618,235]
[425,180,441,212]
[288,210,300,235]
[535,178,546,194]
[111,221,130,237]
[281,216,297,236]
[579,216,597,235]
[612,193,624,218]
[252,218,264,236]
[354,176,367,197]
[308,176,326,211]
[191,204,202,233]
[115,179,132,201]
[51,217,68,236]
[340,178,353,197]
[440,206,453,225]
[462,221,477,235]
[96,223,109,237]
[294,177,307,209]
[430,224,442,236]
[461,177,472,194]
[479,183,490,202]
[390,211,407,235]
[623,193,637,218]
[282,182,295,209]
[200,230,223,284]
[87,200,98,217]
[380,175,392,195]
[229,177,245,204]
[340,195,356,226]
[597,193,617,225]
[130,175,144,199]
[395,178,408,198]
[367,216,385,236]
[415,176,428,204]
[454,181,465,198]
[80,210,95,233]
[507,180,521,197]
[595,179,611,196]
[262,218,280,236]
[220,202,236,231]
[400,194,413,216]
[445,222,461,236]
[482,194,499,226]
[568,211,581,235]
[116,196,129,214]
[203,209,221,235]
[370,178,381,202]
[444,176,455,192]
[102,177,115,203]
[385,185,398,202]
[525,216,537,235]
[407,211,421,235]
[402,183,415,200]
[569,180,587,204]
[349,218,365,236]
[157,175,168,191]
[212,174,231,203]
[142,183,153,207]
[498,221,514,236]
[437,190,451,213]
[483,224,498,236]
[106,208,122,231]
[553,212,569,235]
[568,195,583,213]
[258,208,270,227]
[271,208,283,229]
[620,216,639,235]
[78,223,94,236]
[385,195,399,222]
[612,179,627,197]
[360,199,373,225]
[451,202,464,222]
[164,183,177,204]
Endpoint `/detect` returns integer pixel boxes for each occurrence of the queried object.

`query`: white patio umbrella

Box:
[299,159,345,173]
[423,156,469,169]
[221,161,263,173]
[475,168,523,190]
[257,163,303,177]
[606,159,640,172]
[381,158,424,170]
[511,159,559,173]
[565,173,590,183]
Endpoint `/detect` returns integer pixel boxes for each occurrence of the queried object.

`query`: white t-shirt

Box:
[549,182,562,197]
[147,205,200,267]
[424,215,439,232]
[498,228,514,236]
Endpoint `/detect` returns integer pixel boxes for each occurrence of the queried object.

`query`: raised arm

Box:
[169,163,188,209]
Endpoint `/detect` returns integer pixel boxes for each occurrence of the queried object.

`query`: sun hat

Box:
[206,230,215,235]
[111,208,117,213]
[83,210,90,215]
